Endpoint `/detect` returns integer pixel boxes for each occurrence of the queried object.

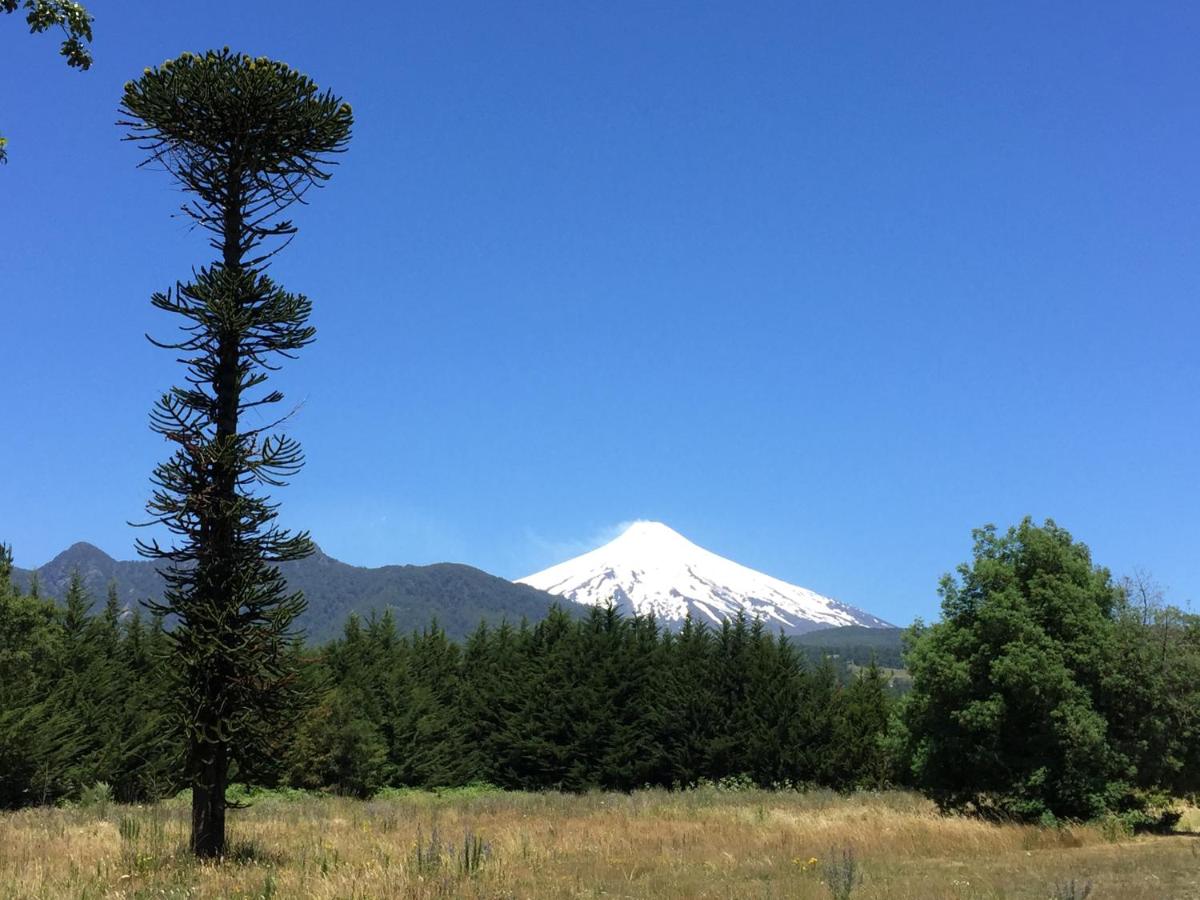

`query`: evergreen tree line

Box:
[5,518,1200,824]
[0,543,892,807]
[0,547,176,807]
[284,605,893,796]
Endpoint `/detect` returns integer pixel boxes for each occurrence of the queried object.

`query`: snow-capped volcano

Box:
[517,521,891,634]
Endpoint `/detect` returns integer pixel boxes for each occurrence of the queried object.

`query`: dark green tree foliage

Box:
[2,0,91,65]
[7,525,1198,812]
[1,0,93,162]
[0,545,179,808]
[120,49,352,857]
[284,651,389,799]
[900,518,1200,822]
[0,544,58,806]
[661,616,718,785]
[283,604,897,794]
[834,660,893,789]
[604,613,672,788]
[1103,573,1200,802]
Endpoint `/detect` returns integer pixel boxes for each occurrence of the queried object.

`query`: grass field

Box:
[0,788,1197,899]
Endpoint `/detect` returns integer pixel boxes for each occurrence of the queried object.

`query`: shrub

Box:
[78,781,113,815]
[1052,879,1093,900]
[822,847,862,900]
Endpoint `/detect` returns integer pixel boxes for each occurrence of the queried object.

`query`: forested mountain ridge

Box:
[12,542,588,643]
[13,543,905,655]
[792,625,906,668]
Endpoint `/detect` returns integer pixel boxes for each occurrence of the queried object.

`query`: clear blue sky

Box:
[3,2,1198,625]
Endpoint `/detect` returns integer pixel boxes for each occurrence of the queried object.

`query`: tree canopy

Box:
[901,517,1200,824]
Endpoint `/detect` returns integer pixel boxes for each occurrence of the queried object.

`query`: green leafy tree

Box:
[902,518,1128,821]
[291,614,398,793]
[1,0,93,163]
[119,49,352,857]
[1104,572,1200,802]
[285,687,389,798]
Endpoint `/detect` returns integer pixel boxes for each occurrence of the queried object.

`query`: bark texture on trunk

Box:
[190,742,228,858]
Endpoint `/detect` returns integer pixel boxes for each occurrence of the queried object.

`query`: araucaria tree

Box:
[120,50,352,858]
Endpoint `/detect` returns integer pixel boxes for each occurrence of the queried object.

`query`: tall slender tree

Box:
[120,49,352,857]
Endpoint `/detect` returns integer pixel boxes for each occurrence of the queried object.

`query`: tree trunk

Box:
[190,741,228,858]
[189,168,242,860]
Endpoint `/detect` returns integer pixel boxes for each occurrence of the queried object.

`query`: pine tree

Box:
[707,613,753,781]
[364,611,407,785]
[119,49,352,857]
[286,686,389,797]
[796,653,840,785]
[400,623,470,787]
[48,571,100,796]
[0,545,54,806]
[835,660,893,789]
[62,570,90,637]
[461,619,531,788]
[458,621,506,784]
[603,612,671,789]
[102,580,121,653]
[112,610,177,801]
[663,615,716,786]
[503,608,578,789]
[563,606,619,790]
[742,629,807,787]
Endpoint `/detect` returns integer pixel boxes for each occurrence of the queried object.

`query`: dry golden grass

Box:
[0,788,1196,899]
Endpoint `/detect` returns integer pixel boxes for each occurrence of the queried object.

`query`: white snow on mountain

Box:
[517,521,891,634]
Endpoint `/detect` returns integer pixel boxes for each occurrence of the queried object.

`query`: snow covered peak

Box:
[606,520,696,554]
[517,521,891,634]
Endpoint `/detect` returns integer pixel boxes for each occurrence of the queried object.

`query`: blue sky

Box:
[2,2,1198,625]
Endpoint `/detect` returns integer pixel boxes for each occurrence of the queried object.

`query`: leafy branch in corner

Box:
[1,0,93,163]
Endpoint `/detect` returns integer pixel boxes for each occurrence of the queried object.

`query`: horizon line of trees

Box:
[4,517,1199,826]
[0,542,893,806]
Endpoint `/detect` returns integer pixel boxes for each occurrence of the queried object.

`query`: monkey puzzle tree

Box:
[120,49,352,858]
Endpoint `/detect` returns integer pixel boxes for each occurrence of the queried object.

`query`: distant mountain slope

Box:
[518,521,892,635]
[13,542,165,606]
[792,625,906,668]
[12,542,582,644]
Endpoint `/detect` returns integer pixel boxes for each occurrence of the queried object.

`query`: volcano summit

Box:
[517,521,890,634]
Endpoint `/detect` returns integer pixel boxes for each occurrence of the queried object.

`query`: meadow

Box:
[1,787,1196,899]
